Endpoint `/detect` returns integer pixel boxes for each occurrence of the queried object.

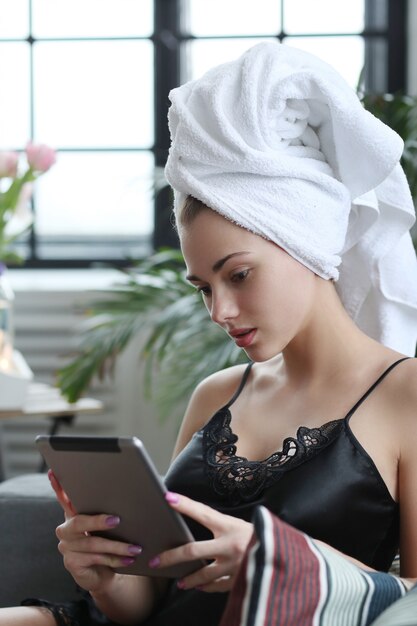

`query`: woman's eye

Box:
[196,285,211,296]
[231,269,250,283]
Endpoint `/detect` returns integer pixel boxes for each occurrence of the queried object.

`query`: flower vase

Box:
[0,263,33,409]
[0,262,14,366]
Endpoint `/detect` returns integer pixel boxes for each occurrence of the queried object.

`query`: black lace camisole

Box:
[166,358,407,572]
[142,357,408,626]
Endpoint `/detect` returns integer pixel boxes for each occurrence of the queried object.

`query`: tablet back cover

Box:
[36,435,202,577]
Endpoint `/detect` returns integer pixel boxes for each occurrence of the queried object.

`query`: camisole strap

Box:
[344,356,410,422]
[225,361,254,408]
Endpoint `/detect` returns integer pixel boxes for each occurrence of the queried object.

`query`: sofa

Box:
[0,473,78,608]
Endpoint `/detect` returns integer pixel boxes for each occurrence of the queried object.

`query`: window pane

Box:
[35,151,154,237]
[284,0,364,34]
[185,37,270,81]
[0,0,29,37]
[0,42,30,149]
[284,36,364,90]
[185,0,280,36]
[33,40,154,148]
[32,0,153,38]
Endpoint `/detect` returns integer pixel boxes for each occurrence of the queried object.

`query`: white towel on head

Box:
[165,41,417,356]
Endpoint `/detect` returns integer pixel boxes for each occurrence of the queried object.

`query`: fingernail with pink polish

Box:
[128,545,143,555]
[165,492,179,504]
[105,515,120,527]
[122,557,135,566]
[149,556,160,568]
[177,580,185,589]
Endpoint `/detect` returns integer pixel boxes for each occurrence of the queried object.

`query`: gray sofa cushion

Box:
[0,473,78,607]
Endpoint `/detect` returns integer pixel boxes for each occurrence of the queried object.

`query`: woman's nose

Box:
[209,291,238,325]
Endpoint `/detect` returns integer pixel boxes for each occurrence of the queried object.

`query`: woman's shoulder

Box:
[384,355,417,407]
[379,355,417,438]
[171,363,251,458]
[193,362,252,411]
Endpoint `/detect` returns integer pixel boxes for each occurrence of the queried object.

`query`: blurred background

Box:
[0,0,415,477]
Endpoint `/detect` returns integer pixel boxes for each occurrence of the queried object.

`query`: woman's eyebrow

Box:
[186,251,250,281]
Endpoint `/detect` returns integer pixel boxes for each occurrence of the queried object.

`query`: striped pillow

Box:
[220,506,407,626]
[369,584,417,626]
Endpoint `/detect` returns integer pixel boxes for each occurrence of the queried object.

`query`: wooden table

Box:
[0,382,103,480]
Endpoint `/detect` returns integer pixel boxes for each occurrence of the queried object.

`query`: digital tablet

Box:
[36,435,204,578]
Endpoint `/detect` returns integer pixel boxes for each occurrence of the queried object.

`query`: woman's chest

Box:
[228,385,399,500]
[166,421,399,570]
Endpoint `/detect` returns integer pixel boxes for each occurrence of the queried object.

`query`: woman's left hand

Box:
[149,492,253,592]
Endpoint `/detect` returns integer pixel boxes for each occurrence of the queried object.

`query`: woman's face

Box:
[180,209,318,362]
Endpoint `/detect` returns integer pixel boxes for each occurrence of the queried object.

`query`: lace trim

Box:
[202,407,343,505]
[22,591,118,625]
[22,600,80,626]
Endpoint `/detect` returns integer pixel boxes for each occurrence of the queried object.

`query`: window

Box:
[0,0,406,267]
[1,0,154,265]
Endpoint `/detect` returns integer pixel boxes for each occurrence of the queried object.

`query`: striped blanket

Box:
[220,507,412,626]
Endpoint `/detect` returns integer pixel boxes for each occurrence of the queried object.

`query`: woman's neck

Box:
[280,279,397,388]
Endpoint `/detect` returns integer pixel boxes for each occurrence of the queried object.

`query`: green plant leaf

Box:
[56,249,244,421]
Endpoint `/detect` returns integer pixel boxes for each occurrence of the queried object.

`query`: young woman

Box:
[1,41,417,626]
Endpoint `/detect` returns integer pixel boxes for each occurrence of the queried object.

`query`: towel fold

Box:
[165,42,417,356]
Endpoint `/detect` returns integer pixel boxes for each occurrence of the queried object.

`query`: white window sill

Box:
[8,268,122,293]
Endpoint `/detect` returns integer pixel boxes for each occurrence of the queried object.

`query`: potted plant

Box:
[0,143,56,407]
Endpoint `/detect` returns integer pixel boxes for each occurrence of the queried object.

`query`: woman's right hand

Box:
[48,470,142,594]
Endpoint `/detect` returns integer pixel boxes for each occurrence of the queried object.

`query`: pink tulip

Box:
[0,151,19,178]
[26,142,57,173]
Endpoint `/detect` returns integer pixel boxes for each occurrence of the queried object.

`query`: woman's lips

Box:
[229,328,257,348]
